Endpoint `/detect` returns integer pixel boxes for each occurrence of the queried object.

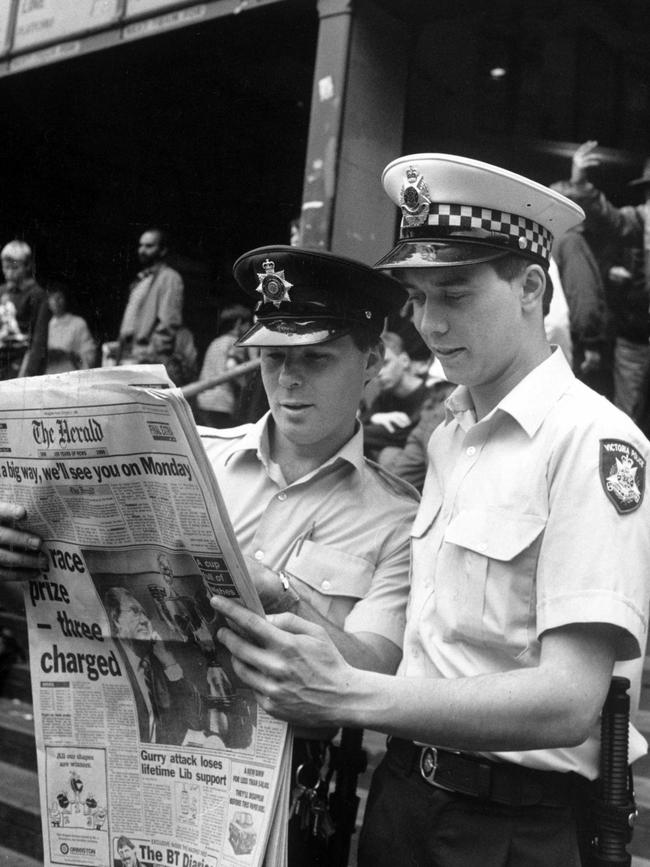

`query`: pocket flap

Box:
[444,509,546,561]
[284,539,374,598]
[410,493,443,539]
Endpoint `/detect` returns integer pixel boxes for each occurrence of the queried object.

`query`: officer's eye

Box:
[407,291,426,307]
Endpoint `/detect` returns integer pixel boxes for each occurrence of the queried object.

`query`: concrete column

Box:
[300,0,408,265]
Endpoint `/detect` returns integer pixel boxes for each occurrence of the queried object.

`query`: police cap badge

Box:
[375,153,585,270]
[233,245,407,347]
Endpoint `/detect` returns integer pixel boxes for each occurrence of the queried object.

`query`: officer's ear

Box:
[520,264,546,313]
[364,339,385,384]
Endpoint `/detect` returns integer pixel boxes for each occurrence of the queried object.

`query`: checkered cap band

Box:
[402,203,553,262]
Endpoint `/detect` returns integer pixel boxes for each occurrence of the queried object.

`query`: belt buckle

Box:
[419,746,454,792]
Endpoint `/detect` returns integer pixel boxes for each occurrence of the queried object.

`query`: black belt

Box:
[388,737,589,807]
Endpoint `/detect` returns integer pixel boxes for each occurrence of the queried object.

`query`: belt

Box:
[388,737,587,807]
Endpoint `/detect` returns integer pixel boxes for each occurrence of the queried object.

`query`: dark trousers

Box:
[358,747,590,867]
[288,737,361,867]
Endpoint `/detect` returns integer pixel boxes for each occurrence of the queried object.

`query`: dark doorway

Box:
[0,2,317,356]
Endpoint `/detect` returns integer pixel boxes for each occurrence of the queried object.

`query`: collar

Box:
[4,277,36,294]
[224,411,365,477]
[137,262,164,280]
[119,639,147,670]
[445,347,575,438]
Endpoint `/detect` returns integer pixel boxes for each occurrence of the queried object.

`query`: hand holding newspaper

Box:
[0,366,290,867]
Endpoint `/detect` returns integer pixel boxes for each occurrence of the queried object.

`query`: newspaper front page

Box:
[0,366,290,867]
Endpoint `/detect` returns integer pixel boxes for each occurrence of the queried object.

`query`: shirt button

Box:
[277,492,287,501]
[254,550,264,561]
[321,580,332,591]
[466,446,476,456]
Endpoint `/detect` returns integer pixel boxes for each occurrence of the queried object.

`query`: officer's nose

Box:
[278,358,302,389]
[418,297,449,339]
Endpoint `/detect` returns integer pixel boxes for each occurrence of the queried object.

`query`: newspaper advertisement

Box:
[0,366,289,867]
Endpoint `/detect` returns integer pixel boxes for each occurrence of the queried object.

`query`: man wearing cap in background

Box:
[210,155,650,867]
[0,245,418,866]
[568,140,650,429]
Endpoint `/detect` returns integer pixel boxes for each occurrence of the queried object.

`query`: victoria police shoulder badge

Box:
[599,438,646,514]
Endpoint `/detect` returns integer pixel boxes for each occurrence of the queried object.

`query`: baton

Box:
[328,727,367,867]
[589,676,636,866]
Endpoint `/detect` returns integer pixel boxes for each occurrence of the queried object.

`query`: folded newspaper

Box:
[0,366,291,867]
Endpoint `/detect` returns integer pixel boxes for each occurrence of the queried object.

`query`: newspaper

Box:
[0,366,290,867]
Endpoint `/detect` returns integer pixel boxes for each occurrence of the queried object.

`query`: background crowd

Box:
[0,139,649,495]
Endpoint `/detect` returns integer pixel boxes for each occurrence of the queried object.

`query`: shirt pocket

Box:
[441,508,546,656]
[283,539,374,628]
[410,490,443,540]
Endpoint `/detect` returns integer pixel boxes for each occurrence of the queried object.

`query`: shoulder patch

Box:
[363,457,421,502]
[599,438,646,514]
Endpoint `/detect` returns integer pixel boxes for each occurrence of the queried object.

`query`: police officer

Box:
[0,245,419,866]
[212,157,650,867]
[203,246,419,863]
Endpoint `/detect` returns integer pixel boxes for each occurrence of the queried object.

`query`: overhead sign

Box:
[0,0,13,54]
[14,0,121,51]
[126,0,198,15]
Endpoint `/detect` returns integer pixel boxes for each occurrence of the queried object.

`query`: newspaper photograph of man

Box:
[115,834,145,867]
[84,546,256,750]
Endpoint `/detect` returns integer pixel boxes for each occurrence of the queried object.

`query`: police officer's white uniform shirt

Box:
[402,347,650,779]
[200,414,418,645]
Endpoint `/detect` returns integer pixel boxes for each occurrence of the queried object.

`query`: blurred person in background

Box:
[196,303,253,427]
[104,228,184,368]
[567,140,650,427]
[45,280,97,373]
[361,330,428,461]
[549,182,614,398]
[382,375,456,491]
[544,258,573,368]
[0,239,49,379]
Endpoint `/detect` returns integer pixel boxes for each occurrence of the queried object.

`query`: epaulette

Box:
[363,457,421,502]
[197,423,252,440]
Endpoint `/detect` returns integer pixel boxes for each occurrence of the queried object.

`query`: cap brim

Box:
[237,319,353,347]
[374,240,510,270]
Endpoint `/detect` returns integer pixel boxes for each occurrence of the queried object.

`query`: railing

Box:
[180,357,261,400]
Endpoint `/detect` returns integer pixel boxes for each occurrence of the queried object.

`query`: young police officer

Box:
[203,246,419,862]
[0,246,419,866]
[211,156,650,867]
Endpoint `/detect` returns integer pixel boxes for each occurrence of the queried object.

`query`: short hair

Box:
[380,331,405,356]
[142,227,169,250]
[219,304,252,326]
[490,253,552,316]
[490,253,531,282]
[1,240,32,263]
[45,278,70,298]
[102,586,133,628]
[116,835,135,851]
[348,317,385,352]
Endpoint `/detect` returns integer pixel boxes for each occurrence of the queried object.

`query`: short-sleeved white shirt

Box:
[200,414,419,646]
[401,348,650,778]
